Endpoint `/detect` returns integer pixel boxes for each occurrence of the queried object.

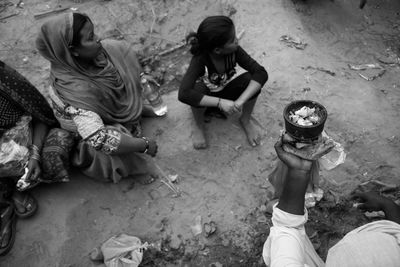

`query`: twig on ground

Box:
[144,33,180,44]
[0,12,18,21]
[33,6,72,19]
[153,161,181,197]
[302,66,336,76]
[149,3,157,35]
[140,41,186,64]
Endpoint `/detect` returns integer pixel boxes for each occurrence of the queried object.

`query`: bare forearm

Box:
[236,80,261,104]
[198,95,220,107]
[32,120,49,150]
[277,169,311,215]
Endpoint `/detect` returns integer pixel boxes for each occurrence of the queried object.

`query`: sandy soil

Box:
[1,0,400,266]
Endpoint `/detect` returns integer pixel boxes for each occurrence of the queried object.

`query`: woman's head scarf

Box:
[36,13,143,124]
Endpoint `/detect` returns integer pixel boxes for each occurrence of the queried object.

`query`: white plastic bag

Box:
[319,132,346,170]
[101,234,149,267]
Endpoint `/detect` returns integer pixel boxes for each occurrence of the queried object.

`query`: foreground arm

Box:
[72,109,157,157]
[354,192,400,224]
[274,138,313,215]
[263,136,323,267]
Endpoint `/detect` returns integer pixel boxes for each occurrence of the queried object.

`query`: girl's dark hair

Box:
[186,16,234,55]
[71,13,89,47]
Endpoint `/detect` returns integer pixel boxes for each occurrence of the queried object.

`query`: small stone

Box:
[221,238,230,247]
[169,235,182,250]
[209,262,223,267]
[259,204,267,213]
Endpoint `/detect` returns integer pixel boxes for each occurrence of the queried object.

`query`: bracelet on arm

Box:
[30,144,41,162]
[141,137,150,154]
[217,98,221,109]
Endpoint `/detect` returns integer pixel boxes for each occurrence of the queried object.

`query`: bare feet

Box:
[239,118,261,147]
[192,124,208,149]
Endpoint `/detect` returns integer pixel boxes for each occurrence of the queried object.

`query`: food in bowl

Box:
[289,106,321,126]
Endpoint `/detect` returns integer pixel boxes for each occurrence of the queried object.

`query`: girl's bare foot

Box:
[192,124,208,149]
[239,118,261,147]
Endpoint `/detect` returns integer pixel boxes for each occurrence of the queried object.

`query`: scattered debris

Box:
[305,188,324,208]
[168,174,179,183]
[0,11,19,21]
[191,215,202,236]
[16,0,24,8]
[140,41,186,64]
[279,35,307,50]
[302,87,311,92]
[348,63,386,81]
[302,66,336,76]
[358,69,386,81]
[209,262,223,267]
[203,221,217,237]
[153,161,182,197]
[364,210,385,219]
[237,29,245,40]
[34,6,75,20]
[377,51,400,65]
[348,63,383,71]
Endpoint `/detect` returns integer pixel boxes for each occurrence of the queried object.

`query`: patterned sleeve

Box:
[66,106,121,154]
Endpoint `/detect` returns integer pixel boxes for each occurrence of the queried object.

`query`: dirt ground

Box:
[1,0,400,266]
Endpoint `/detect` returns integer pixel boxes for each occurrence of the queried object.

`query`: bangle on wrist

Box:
[30,144,41,162]
[141,137,149,154]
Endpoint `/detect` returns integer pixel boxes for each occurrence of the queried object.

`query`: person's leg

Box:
[215,72,262,146]
[239,97,261,147]
[189,81,209,149]
[191,106,207,149]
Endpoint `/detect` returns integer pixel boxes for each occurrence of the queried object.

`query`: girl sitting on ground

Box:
[178,15,268,149]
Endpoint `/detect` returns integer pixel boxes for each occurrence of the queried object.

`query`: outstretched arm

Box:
[353,192,400,224]
[274,136,313,215]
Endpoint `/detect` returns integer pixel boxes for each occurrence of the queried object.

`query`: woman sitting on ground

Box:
[36,13,159,183]
[178,16,268,149]
[0,60,74,256]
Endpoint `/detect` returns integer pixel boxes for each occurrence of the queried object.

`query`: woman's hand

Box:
[145,138,158,157]
[26,158,41,181]
[219,99,237,115]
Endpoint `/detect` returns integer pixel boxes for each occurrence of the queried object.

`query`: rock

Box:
[169,235,182,250]
[259,204,267,213]
[256,214,267,223]
[209,262,223,267]
[221,238,230,247]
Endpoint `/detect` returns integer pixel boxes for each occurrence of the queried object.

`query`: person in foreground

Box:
[178,16,268,149]
[263,133,400,267]
[36,13,159,183]
[0,60,73,256]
